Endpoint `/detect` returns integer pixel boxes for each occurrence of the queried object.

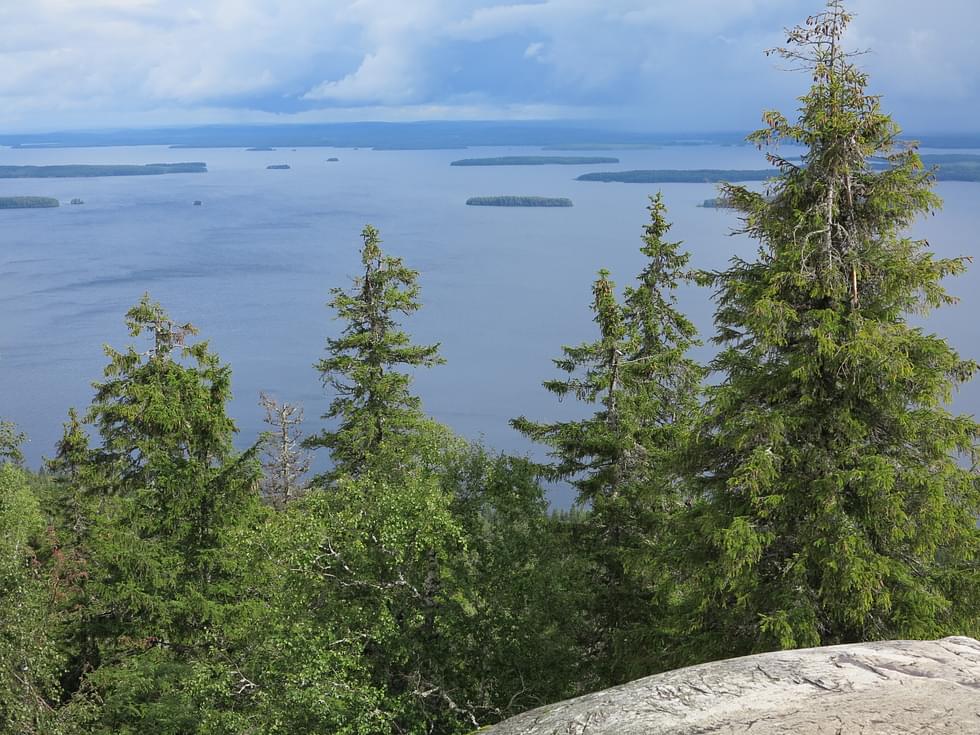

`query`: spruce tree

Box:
[513,194,702,683]
[306,225,444,481]
[678,0,980,663]
[67,295,261,732]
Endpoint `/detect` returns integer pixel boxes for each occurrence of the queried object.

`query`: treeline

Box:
[2,4,979,734]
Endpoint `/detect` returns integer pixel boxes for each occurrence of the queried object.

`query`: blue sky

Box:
[1,0,977,133]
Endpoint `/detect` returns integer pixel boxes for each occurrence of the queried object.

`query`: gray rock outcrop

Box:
[479,637,980,734]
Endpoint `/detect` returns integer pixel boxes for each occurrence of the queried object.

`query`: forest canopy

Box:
[1,3,977,734]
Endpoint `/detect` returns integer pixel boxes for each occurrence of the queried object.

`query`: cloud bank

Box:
[1,0,977,132]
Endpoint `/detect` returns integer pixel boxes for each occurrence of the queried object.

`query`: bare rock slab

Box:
[479,637,980,734]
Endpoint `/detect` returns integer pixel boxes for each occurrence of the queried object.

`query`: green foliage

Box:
[56,295,263,732]
[305,224,444,480]
[0,464,66,734]
[675,0,980,664]
[513,193,703,683]
[1,419,26,464]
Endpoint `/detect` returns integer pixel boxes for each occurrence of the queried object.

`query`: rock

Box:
[478,637,980,734]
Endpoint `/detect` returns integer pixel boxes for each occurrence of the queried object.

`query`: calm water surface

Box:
[3,144,979,502]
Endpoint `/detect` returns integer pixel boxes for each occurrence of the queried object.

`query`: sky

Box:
[1,0,978,133]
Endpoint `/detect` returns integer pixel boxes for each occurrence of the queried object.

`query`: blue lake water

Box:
[2,144,979,504]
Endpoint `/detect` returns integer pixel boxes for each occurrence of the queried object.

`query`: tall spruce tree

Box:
[677,0,980,663]
[306,225,444,481]
[513,194,702,683]
[67,295,262,733]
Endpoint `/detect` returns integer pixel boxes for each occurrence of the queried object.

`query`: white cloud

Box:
[0,0,977,131]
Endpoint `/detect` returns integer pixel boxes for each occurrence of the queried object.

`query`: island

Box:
[246,147,275,151]
[451,156,619,166]
[69,198,84,205]
[193,200,203,206]
[0,162,207,178]
[870,153,980,182]
[326,157,340,162]
[266,164,291,170]
[466,196,573,207]
[0,196,60,208]
[698,197,734,208]
[577,169,772,183]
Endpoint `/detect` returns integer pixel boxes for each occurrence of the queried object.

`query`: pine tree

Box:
[513,194,702,683]
[306,225,444,481]
[678,0,980,663]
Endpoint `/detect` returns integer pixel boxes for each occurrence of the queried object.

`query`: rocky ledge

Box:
[478,637,980,734]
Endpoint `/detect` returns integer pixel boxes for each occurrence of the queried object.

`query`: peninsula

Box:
[0,196,60,208]
[0,162,206,178]
[451,156,619,166]
[466,196,573,207]
[577,169,771,183]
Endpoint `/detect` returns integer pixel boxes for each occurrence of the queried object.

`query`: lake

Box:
[2,143,979,504]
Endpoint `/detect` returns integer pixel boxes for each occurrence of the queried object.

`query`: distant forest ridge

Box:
[0,163,207,178]
[2,122,977,151]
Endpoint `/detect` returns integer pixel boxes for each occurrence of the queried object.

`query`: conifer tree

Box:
[67,295,262,732]
[306,225,444,481]
[513,195,702,683]
[258,392,310,509]
[678,0,980,663]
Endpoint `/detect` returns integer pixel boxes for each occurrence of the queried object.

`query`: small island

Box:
[698,197,734,209]
[451,156,619,166]
[0,162,207,179]
[326,157,340,162]
[0,196,60,209]
[577,169,771,183]
[69,198,84,205]
[246,146,276,151]
[466,196,573,207]
[266,164,291,170]
[193,200,203,206]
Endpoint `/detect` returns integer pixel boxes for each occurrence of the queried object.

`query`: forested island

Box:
[0,162,207,178]
[0,196,60,208]
[466,195,573,207]
[2,6,979,735]
[579,156,980,185]
[451,156,619,166]
[266,164,291,170]
[326,157,340,162]
[577,169,772,183]
[246,146,275,151]
[876,153,980,182]
[698,197,734,208]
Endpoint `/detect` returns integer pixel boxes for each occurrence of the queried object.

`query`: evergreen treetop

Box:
[678,0,980,663]
[306,225,444,480]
